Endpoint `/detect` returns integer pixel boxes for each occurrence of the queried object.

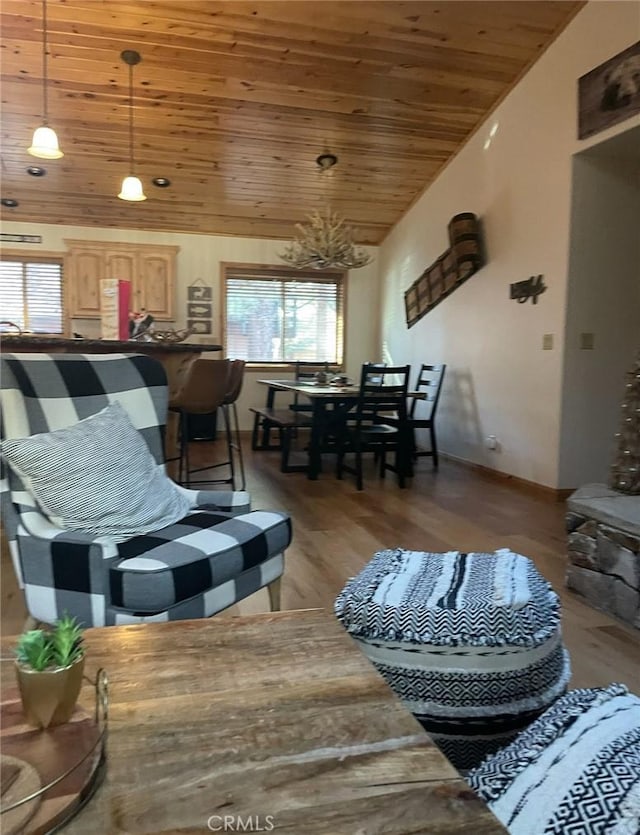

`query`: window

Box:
[0,257,64,333]
[223,265,345,365]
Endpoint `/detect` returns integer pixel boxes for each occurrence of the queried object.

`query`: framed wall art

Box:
[187,319,212,335]
[578,40,640,140]
[187,302,212,319]
[187,282,212,301]
[186,278,213,336]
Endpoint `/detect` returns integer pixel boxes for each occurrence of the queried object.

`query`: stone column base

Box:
[566,484,639,629]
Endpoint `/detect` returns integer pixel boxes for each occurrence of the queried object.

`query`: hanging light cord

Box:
[128,61,135,173]
[41,0,49,124]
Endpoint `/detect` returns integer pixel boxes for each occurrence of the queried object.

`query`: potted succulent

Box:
[14,614,85,729]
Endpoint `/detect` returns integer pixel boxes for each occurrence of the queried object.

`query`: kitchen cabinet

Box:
[65,240,179,320]
[137,251,175,318]
[64,245,104,317]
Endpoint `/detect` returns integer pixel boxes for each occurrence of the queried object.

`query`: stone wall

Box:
[566,485,639,629]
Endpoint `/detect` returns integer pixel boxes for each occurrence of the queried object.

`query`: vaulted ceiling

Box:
[0,1,583,244]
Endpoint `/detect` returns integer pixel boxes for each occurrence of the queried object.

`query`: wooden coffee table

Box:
[2,610,505,833]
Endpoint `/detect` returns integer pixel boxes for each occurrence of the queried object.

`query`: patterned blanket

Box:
[467,684,640,835]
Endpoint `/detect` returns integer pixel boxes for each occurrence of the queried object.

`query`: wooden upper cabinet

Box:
[65,240,178,320]
[104,250,137,283]
[65,245,104,317]
[137,249,177,320]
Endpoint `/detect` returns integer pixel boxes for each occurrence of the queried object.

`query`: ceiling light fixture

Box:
[152,177,171,188]
[118,50,146,202]
[1,198,19,208]
[28,0,63,160]
[27,166,47,177]
[279,153,372,270]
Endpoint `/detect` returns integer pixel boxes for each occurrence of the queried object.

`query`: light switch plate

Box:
[580,332,595,350]
[542,333,554,350]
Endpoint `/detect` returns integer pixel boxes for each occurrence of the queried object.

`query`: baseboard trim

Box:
[440,453,573,502]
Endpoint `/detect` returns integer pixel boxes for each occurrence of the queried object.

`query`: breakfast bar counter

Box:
[0,335,223,399]
[0,335,223,355]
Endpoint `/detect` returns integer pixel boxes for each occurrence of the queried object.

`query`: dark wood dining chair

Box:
[407,363,447,468]
[335,363,411,490]
[363,361,386,384]
[289,361,332,413]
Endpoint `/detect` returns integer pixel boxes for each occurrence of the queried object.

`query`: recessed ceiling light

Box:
[27,166,47,176]
[1,198,19,208]
[152,177,171,188]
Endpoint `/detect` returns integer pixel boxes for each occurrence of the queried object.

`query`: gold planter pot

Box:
[15,656,85,729]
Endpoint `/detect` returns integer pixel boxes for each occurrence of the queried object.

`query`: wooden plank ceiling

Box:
[0,0,583,244]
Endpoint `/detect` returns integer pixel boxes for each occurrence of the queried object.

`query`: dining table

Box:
[256,379,423,480]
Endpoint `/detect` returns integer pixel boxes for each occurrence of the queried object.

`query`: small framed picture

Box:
[187,285,212,301]
[187,319,212,335]
[187,302,212,318]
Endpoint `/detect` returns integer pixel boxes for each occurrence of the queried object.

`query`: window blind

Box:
[224,268,344,364]
[0,259,63,333]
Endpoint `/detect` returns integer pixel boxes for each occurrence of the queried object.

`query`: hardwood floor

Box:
[2,437,639,693]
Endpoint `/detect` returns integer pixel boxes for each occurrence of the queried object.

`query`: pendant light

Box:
[118,50,146,202]
[28,0,63,159]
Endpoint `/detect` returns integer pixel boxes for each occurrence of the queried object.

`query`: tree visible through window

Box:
[0,258,63,333]
[223,265,344,364]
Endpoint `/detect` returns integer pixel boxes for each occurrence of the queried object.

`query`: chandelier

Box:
[279,154,373,270]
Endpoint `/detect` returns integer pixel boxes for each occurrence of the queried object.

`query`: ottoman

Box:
[334,548,571,770]
[467,684,640,835]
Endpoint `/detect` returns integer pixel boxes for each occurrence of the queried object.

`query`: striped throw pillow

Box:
[1,401,193,543]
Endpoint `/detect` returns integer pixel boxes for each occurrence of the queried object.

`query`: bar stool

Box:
[168,359,231,487]
[221,359,246,491]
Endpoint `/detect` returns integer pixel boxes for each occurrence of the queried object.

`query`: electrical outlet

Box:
[542,333,554,350]
[580,332,595,350]
[486,435,498,450]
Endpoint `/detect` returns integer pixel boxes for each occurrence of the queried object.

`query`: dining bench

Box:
[249,405,311,472]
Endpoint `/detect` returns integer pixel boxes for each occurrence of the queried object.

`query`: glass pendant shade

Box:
[118,175,147,202]
[28,125,63,159]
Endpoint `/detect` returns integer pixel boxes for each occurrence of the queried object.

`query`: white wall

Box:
[1,221,379,428]
[559,135,640,487]
[378,1,640,489]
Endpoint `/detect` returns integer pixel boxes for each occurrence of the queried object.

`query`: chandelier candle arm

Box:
[28,0,63,159]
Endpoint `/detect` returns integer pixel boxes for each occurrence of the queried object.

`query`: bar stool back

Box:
[169,359,230,486]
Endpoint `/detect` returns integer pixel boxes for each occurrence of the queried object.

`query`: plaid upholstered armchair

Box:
[0,352,291,627]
